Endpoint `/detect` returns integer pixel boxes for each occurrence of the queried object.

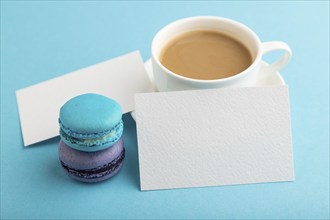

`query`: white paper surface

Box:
[135,86,294,191]
[16,51,153,146]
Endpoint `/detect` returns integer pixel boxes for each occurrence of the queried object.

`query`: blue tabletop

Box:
[1,1,329,219]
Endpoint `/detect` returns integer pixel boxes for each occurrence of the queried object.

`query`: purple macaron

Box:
[59,138,125,183]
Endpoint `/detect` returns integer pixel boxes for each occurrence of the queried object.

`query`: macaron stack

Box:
[58,93,125,183]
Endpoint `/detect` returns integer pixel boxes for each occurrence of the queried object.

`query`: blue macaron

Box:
[59,93,123,152]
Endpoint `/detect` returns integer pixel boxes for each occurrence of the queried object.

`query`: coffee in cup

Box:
[159,30,253,80]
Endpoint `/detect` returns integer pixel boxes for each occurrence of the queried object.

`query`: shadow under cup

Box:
[151,16,266,91]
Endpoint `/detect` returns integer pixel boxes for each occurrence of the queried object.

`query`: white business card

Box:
[135,86,294,191]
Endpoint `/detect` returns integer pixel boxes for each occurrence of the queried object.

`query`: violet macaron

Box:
[59,138,125,183]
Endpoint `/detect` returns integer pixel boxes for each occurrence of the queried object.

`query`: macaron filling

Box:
[59,120,123,148]
[60,148,125,180]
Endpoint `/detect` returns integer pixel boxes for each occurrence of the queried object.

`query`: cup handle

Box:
[261,41,292,72]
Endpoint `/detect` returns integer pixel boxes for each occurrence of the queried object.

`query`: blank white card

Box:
[135,86,294,191]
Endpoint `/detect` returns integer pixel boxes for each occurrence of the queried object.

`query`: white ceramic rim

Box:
[151,16,263,84]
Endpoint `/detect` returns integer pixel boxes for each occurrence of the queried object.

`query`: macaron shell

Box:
[59,138,124,169]
[59,93,122,134]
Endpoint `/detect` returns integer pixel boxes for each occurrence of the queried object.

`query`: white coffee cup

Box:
[151,16,292,91]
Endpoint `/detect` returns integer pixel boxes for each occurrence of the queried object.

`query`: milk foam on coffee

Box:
[160,30,253,80]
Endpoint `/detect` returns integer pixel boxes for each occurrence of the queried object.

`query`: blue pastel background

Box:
[1,1,329,219]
